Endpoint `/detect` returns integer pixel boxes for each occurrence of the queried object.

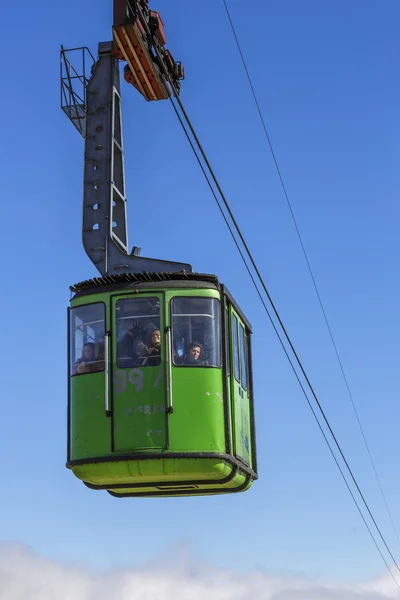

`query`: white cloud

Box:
[0,543,399,600]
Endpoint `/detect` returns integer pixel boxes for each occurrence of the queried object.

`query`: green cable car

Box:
[61,3,257,498]
[68,272,257,497]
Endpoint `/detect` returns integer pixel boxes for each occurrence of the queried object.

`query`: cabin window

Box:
[239,323,248,390]
[70,303,105,376]
[232,313,240,382]
[225,307,231,376]
[171,297,221,367]
[116,297,161,368]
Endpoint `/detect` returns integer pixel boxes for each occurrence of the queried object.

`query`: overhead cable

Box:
[222,0,400,551]
[169,94,399,588]
[169,89,400,587]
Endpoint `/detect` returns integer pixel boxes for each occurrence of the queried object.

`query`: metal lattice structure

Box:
[60,46,96,138]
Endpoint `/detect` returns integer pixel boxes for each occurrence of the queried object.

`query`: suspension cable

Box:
[169,97,399,587]
[221,0,400,550]
[169,89,400,585]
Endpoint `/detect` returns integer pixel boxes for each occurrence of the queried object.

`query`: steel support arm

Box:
[83,41,192,276]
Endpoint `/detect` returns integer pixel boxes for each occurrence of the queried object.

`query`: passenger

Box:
[117,321,162,367]
[118,321,145,367]
[74,342,96,374]
[141,324,161,366]
[179,341,208,366]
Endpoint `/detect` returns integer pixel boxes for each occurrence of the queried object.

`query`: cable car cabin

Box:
[67,272,257,498]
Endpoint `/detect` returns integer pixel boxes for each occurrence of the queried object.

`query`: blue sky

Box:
[0,0,399,595]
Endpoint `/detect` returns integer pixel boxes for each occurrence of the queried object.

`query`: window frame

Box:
[115,295,163,369]
[170,295,222,369]
[239,322,248,391]
[232,312,240,383]
[224,305,231,377]
[69,301,106,377]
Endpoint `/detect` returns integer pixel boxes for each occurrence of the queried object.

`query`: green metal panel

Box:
[112,365,167,450]
[72,456,250,498]
[73,458,237,486]
[169,368,225,452]
[70,293,107,308]
[70,372,111,459]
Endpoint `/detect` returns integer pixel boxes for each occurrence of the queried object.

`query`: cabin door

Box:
[111,293,168,452]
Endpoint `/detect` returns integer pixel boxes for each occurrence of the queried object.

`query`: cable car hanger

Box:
[61,0,190,276]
